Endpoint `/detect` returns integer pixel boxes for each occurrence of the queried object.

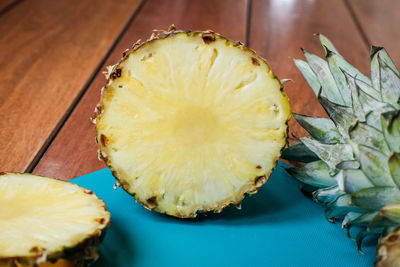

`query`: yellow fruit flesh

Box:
[97,33,291,216]
[0,174,109,260]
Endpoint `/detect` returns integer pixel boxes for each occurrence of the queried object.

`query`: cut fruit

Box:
[96,29,291,218]
[0,173,110,266]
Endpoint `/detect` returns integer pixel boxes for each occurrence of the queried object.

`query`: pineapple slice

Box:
[96,30,291,218]
[0,173,110,266]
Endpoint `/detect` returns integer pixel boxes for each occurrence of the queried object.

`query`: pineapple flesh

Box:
[0,173,110,266]
[282,34,400,262]
[96,30,291,218]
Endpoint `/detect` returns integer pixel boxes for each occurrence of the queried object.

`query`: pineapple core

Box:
[97,32,291,217]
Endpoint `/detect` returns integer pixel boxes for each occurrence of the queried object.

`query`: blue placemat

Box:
[72,161,376,267]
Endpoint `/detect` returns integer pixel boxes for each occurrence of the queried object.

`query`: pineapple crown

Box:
[282,34,400,252]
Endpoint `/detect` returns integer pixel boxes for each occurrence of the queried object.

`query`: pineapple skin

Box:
[377,226,400,267]
[0,173,110,267]
[282,34,400,262]
[0,234,103,267]
[95,28,291,218]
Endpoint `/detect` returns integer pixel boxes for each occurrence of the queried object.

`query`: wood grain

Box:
[33,0,248,180]
[0,0,142,172]
[249,0,370,140]
[0,0,19,15]
[346,0,400,66]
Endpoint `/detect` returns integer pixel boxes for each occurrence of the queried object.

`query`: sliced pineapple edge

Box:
[96,29,291,218]
[0,172,110,266]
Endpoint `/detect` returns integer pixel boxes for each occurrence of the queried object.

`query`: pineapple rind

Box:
[376,226,400,267]
[96,29,291,217]
[0,173,110,267]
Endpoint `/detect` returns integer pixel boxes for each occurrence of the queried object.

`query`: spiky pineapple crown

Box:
[282,34,400,253]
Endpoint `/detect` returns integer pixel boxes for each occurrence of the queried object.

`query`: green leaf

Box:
[351,187,400,210]
[358,87,395,130]
[380,203,400,224]
[381,111,400,153]
[319,34,339,55]
[349,122,389,155]
[370,46,399,91]
[336,160,360,170]
[326,194,365,219]
[356,227,381,254]
[337,169,374,193]
[389,153,400,188]
[321,40,372,85]
[355,77,382,101]
[318,96,358,139]
[359,145,395,187]
[299,184,318,198]
[286,160,336,188]
[293,59,321,97]
[342,211,363,233]
[313,185,343,204]
[293,114,342,144]
[281,142,319,163]
[379,58,400,109]
[302,49,346,105]
[300,137,354,170]
[344,72,365,121]
[326,51,352,106]
[352,211,379,226]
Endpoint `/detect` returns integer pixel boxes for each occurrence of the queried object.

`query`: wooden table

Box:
[1,0,398,180]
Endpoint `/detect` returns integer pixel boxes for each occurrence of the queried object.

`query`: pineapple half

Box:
[0,173,110,267]
[95,28,291,218]
[282,34,400,265]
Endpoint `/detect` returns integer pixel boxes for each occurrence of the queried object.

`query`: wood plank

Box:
[33,0,248,180]
[0,0,142,172]
[346,0,400,66]
[0,0,19,15]
[249,0,370,140]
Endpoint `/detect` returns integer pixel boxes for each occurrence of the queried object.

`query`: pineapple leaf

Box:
[318,96,358,139]
[370,46,399,91]
[325,194,365,219]
[286,160,336,188]
[352,211,379,226]
[300,137,354,170]
[302,49,346,105]
[293,59,322,97]
[354,76,382,101]
[349,122,390,155]
[344,73,365,121]
[356,227,382,254]
[326,50,371,86]
[293,114,342,143]
[342,211,364,236]
[319,34,339,55]
[336,160,360,169]
[319,34,372,86]
[381,111,400,153]
[337,169,374,193]
[370,47,400,91]
[280,141,319,163]
[379,58,400,109]
[379,204,400,224]
[389,153,400,187]
[351,187,400,210]
[326,51,352,106]
[358,145,395,187]
[313,185,343,204]
[358,87,395,130]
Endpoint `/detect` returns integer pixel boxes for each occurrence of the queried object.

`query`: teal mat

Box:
[72,161,376,266]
